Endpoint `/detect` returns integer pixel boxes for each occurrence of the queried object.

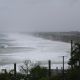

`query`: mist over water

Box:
[0,32,70,70]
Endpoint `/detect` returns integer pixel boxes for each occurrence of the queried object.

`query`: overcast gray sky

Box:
[0,0,80,32]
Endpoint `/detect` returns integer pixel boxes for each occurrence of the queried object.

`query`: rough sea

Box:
[0,32,70,71]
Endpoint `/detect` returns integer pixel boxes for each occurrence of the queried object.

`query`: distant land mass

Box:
[30,31,80,43]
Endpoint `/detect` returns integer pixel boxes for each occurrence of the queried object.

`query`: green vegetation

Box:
[30,65,48,80]
[66,41,80,80]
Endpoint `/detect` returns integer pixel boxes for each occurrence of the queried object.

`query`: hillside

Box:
[32,31,80,43]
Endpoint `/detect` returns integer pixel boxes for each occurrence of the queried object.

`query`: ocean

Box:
[0,32,70,71]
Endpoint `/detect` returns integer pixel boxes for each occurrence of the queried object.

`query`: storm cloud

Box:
[0,0,80,32]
